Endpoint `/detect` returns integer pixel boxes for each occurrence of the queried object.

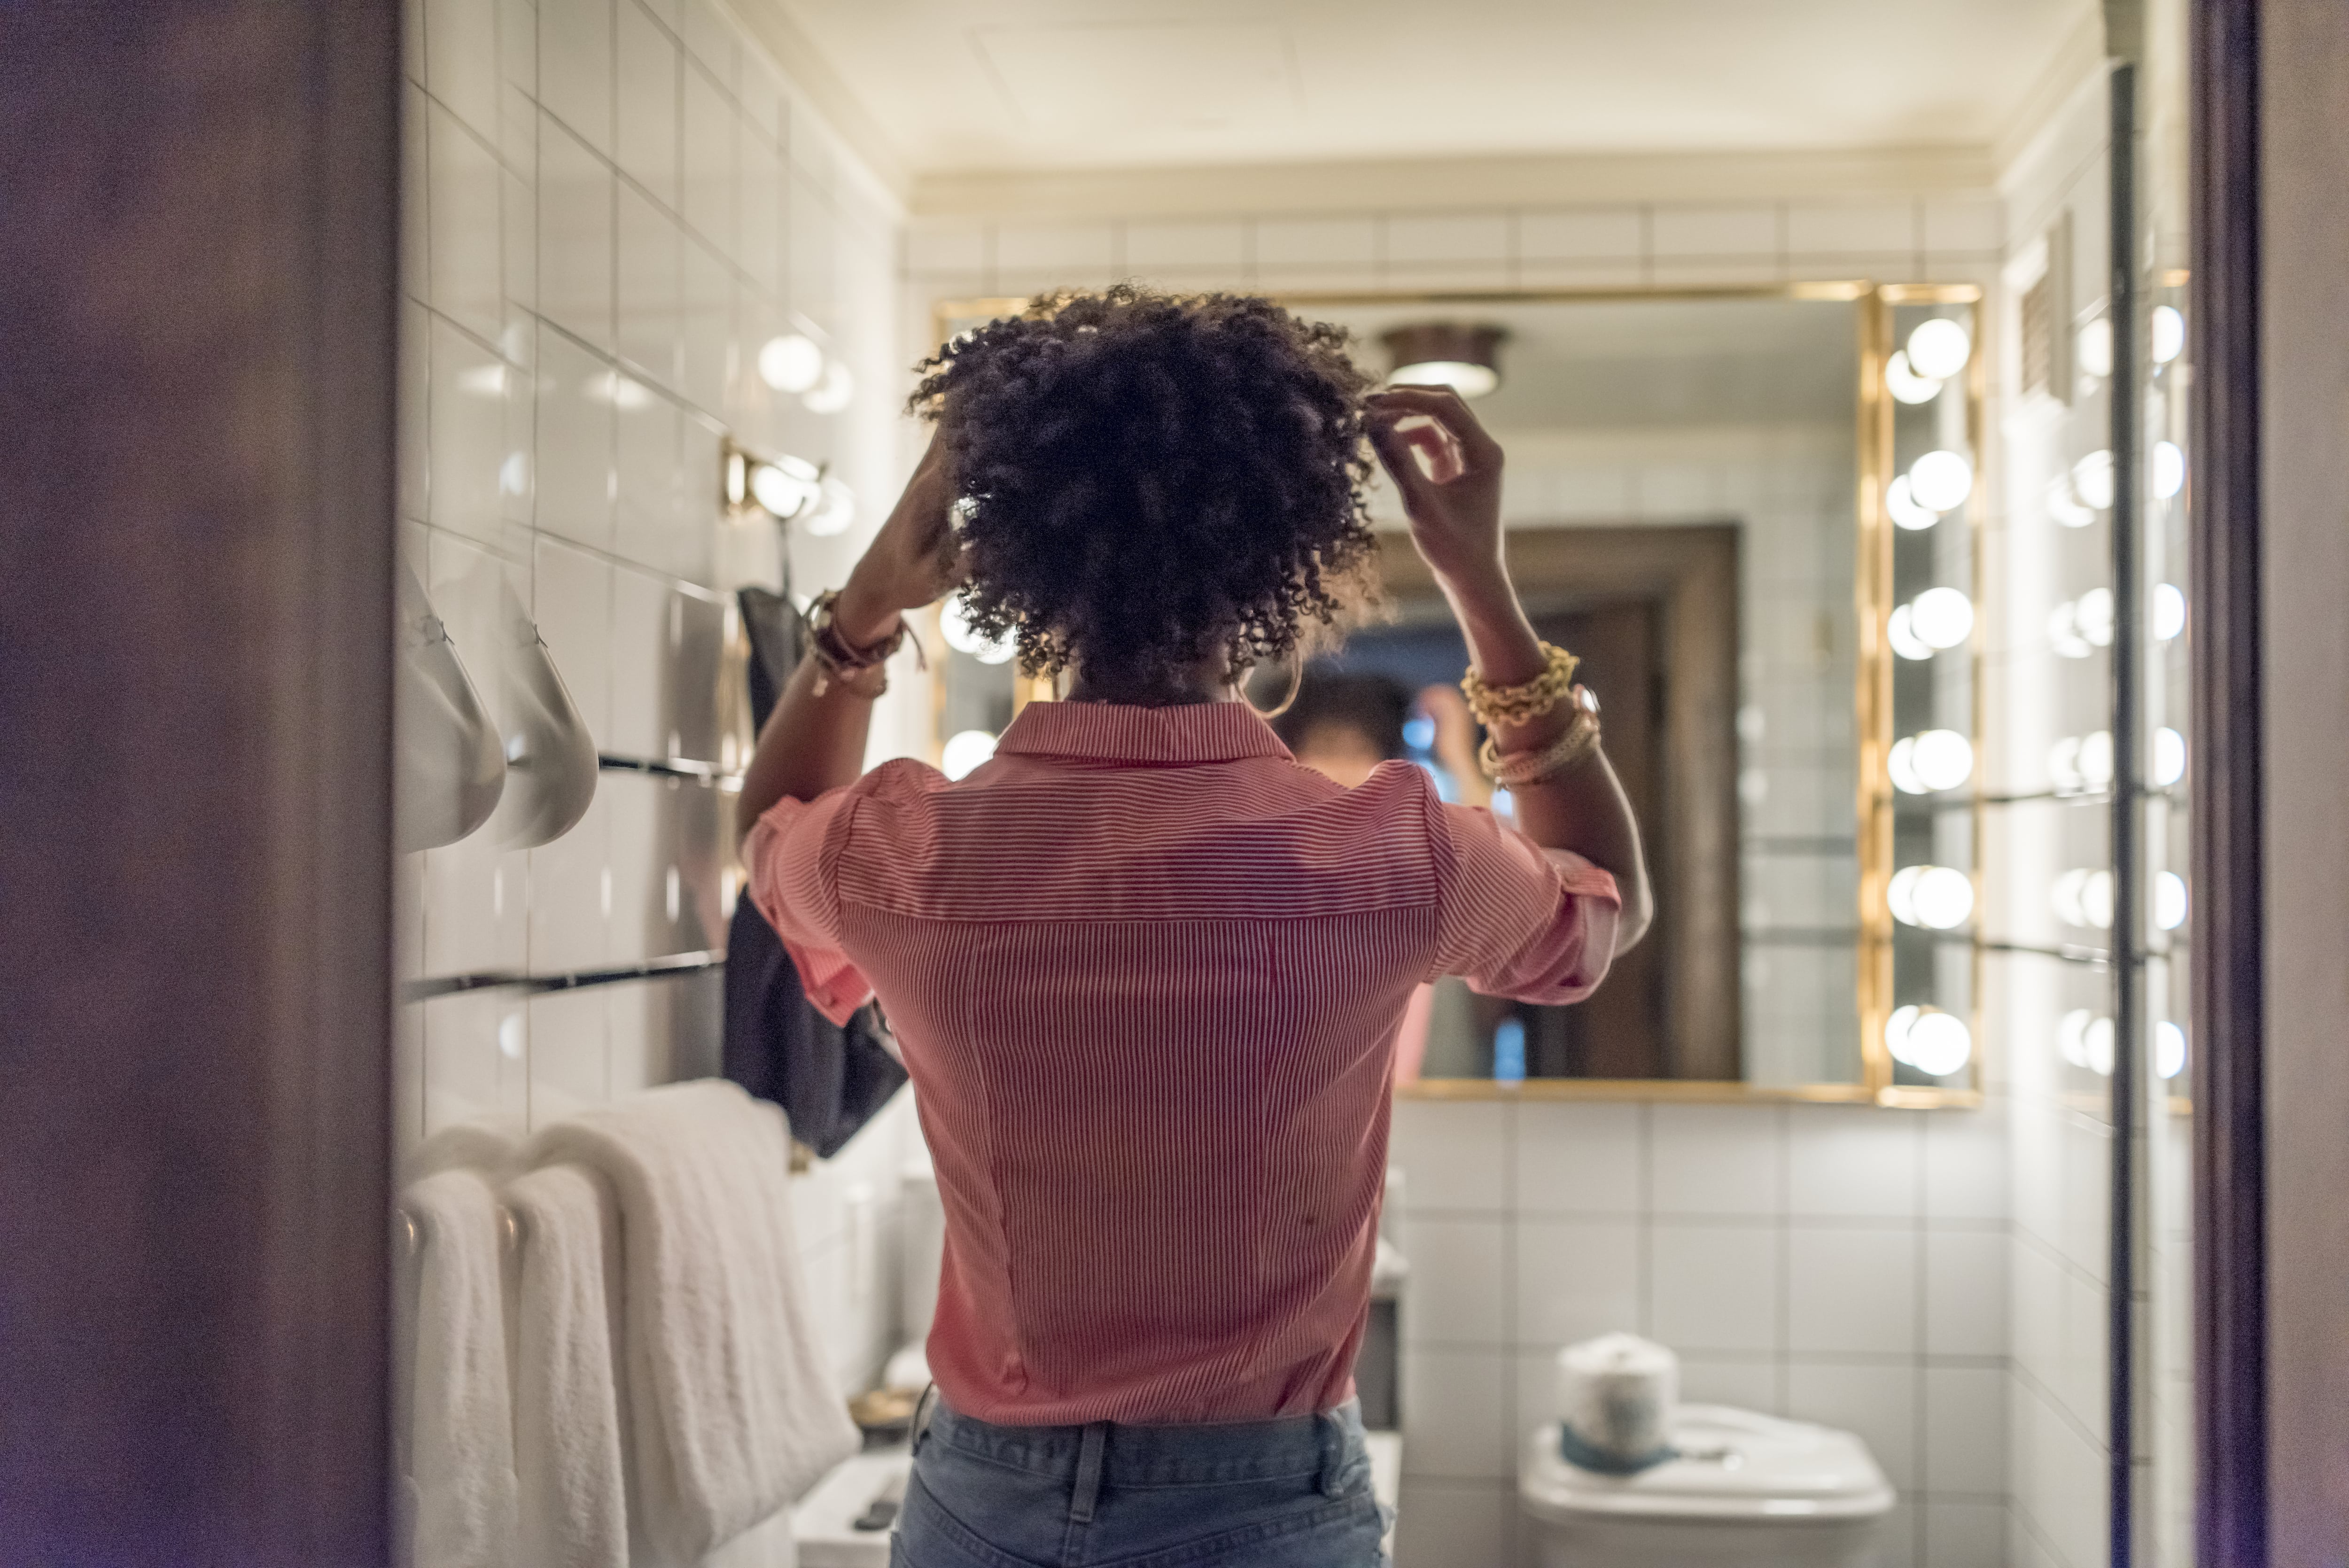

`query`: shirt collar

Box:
[993,699,1294,765]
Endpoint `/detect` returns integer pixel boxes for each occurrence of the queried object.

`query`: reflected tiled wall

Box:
[1388,1096,2010,1568]
[395,0,912,1395]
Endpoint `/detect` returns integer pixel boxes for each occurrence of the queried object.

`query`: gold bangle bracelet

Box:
[1460,641,1580,729]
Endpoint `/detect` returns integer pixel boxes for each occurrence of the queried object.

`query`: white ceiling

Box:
[759,0,2096,178]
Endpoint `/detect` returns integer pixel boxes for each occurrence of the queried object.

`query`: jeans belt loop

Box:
[910,1384,940,1456]
[1316,1409,1346,1498]
[1070,1421,1110,1524]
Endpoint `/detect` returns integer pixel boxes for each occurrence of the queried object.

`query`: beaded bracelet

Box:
[1460,641,1580,729]
[806,589,916,696]
[1478,687,1602,785]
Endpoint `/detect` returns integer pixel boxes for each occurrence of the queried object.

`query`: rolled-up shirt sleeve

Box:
[742,788,874,1025]
[1425,797,1622,1004]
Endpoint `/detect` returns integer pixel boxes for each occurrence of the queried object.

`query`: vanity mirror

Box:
[933,286,1984,1105]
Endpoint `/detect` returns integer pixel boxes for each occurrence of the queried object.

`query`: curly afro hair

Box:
[909,286,1380,701]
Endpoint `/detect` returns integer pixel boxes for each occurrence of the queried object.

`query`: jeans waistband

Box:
[918,1393,1366,1490]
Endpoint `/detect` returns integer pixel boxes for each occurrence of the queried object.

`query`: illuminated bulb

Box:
[2153,726,2187,787]
[1910,729,1975,791]
[2155,870,2189,931]
[1909,587,1976,650]
[802,477,857,537]
[2082,869,2115,928]
[2153,440,2187,500]
[1886,475,1943,531]
[2085,1015,2116,1076]
[1909,450,1975,512]
[498,1012,524,1060]
[757,333,824,393]
[2150,305,2186,365]
[2046,474,2097,529]
[1907,318,1973,380]
[2155,1020,2187,1079]
[2058,1008,2095,1068]
[1905,1011,1973,1076]
[749,456,820,518]
[2048,735,2085,792]
[1888,604,1935,661]
[2073,450,2116,511]
[1889,864,1974,929]
[940,597,1017,665]
[1888,737,1926,795]
[2077,317,2115,380]
[2052,867,2102,926]
[802,359,856,414]
[1390,360,1499,398]
[2046,602,2093,660]
[941,729,998,780]
[1884,1005,1920,1060]
[2075,586,2115,647]
[2153,582,2187,642]
[1884,350,1944,405]
[2078,730,2114,791]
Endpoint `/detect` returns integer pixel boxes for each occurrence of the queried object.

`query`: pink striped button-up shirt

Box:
[746,699,1619,1426]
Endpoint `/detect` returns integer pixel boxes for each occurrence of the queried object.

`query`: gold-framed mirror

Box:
[930,285,1982,1107]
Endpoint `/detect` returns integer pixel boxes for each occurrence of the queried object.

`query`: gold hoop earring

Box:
[1243,660,1302,720]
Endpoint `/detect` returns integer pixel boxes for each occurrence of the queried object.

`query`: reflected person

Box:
[735,287,1652,1567]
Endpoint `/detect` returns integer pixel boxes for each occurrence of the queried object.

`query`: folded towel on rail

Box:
[507,1163,630,1568]
[400,1166,520,1568]
[530,1079,857,1566]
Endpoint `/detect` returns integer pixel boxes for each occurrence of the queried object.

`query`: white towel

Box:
[402,1167,521,1568]
[507,1164,630,1568]
[530,1080,857,1566]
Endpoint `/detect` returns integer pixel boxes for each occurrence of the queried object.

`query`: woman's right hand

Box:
[1366,386,1507,589]
[836,431,961,645]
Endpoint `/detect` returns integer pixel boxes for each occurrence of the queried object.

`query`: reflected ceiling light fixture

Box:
[2150,305,2187,365]
[2153,440,2187,500]
[1908,450,1975,512]
[2076,316,2115,380]
[940,596,1017,665]
[2153,725,2187,787]
[757,333,825,394]
[1887,1004,1972,1076]
[941,729,999,780]
[1381,323,1509,399]
[1906,318,1973,380]
[1888,864,1974,930]
[1883,350,1943,405]
[1885,475,1942,531]
[803,359,857,414]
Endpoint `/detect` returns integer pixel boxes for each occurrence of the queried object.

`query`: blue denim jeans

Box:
[891,1394,1388,1568]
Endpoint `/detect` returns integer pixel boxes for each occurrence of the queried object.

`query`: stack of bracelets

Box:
[1460,641,1603,787]
[805,588,919,695]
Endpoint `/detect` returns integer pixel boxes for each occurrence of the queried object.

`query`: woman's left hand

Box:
[836,431,962,644]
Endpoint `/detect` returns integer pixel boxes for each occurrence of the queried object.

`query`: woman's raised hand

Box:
[1366,386,1506,588]
[837,430,963,644]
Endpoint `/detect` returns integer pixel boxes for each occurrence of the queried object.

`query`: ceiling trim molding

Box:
[723,0,912,201]
[1991,7,2111,176]
[909,144,2002,219]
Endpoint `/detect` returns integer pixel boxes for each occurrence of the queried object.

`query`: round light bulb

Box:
[2046,474,2097,529]
[2155,870,2189,931]
[2075,587,2115,648]
[1886,866,1922,927]
[1909,587,1976,650]
[1885,1004,1921,1062]
[2085,1015,2116,1076]
[1905,1011,1973,1076]
[1884,350,1944,405]
[2047,602,2093,660]
[1907,318,1973,380]
[757,334,824,393]
[2155,1020,2187,1079]
[749,461,817,518]
[2078,730,2114,791]
[1908,450,1975,512]
[2153,440,2187,500]
[802,359,856,414]
[2073,450,2116,511]
[801,477,857,537]
[1391,361,1498,398]
[2051,867,2091,926]
[1910,729,1974,792]
[940,598,1017,665]
[941,729,998,780]
[2153,582,2187,642]
[2150,305,2186,365]
[2153,726,2187,787]
[2048,735,2085,792]
[1913,866,1976,930]
[2082,869,2116,929]
[2058,1008,2095,1068]
[1888,604,1935,661]
[2077,317,2115,380]
[1888,736,1926,795]
[1886,475,1943,531]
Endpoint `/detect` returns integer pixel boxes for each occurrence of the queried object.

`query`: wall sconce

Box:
[1380,323,1508,398]
[723,436,824,523]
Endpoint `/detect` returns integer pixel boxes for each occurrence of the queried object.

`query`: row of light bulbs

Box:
[756,333,856,414]
[2075,304,2187,383]
[2045,442,2188,528]
[2047,582,2186,658]
[2048,725,2188,792]
[2050,867,2189,931]
[1885,1004,1971,1077]
[2058,1009,2188,1079]
[723,447,857,535]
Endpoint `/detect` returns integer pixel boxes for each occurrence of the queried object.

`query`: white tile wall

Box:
[1388,1094,2010,1563]
[397,0,915,1404]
